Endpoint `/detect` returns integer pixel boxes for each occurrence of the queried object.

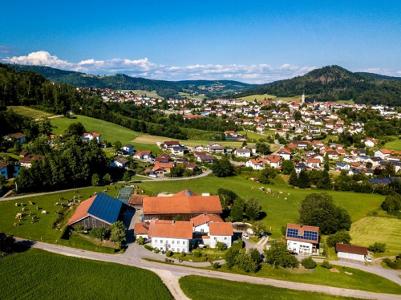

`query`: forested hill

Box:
[8,64,253,99]
[237,65,401,106]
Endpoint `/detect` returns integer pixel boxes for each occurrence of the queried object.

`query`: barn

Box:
[68,193,124,229]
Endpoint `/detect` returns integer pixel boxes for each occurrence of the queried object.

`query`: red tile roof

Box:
[148,220,193,239]
[67,196,96,225]
[209,222,233,236]
[134,222,149,235]
[143,190,222,215]
[129,195,144,206]
[336,243,368,255]
[190,214,223,227]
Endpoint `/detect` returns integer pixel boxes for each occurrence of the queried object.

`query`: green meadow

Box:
[139,175,384,238]
[180,276,355,300]
[0,249,172,300]
[0,185,123,252]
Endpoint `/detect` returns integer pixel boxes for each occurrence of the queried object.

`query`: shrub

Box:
[235,251,259,273]
[110,221,126,247]
[154,248,160,254]
[264,242,299,268]
[212,262,221,269]
[383,254,401,269]
[216,241,228,251]
[136,236,145,245]
[381,194,401,215]
[90,227,110,240]
[301,257,317,269]
[166,250,173,257]
[321,260,332,269]
[368,242,386,253]
[144,244,153,251]
[180,252,186,258]
[326,230,351,247]
[192,250,202,257]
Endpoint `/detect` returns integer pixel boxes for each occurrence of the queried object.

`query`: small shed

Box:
[336,243,368,262]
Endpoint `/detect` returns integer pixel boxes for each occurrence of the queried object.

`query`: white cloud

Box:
[3,50,319,83]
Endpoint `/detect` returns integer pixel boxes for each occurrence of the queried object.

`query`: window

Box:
[172,240,175,244]
[224,237,227,240]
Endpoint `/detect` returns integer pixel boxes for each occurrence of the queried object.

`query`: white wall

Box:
[286,240,314,255]
[337,252,365,262]
[151,237,190,253]
[193,223,210,234]
[209,235,232,248]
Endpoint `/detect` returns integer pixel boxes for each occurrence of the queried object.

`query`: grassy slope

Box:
[7,106,54,119]
[133,134,257,148]
[0,185,123,252]
[0,249,172,300]
[350,216,401,256]
[180,276,354,300]
[139,175,383,237]
[215,264,401,294]
[384,138,401,151]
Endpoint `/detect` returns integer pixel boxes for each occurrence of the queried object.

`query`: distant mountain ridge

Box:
[8,64,254,99]
[8,64,401,106]
[237,65,401,106]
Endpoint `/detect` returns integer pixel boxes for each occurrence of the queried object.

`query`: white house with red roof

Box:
[286,223,320,255]
[190,213,223,233]
[208,222,234,248]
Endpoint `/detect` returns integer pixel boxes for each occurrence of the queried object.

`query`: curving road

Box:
[22,240,401,300]
[1,170,213,202]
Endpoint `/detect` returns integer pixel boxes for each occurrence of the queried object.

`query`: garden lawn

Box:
[8,105,54,119]
[0,249,172,300]
[215,264,401,294]
[384,138,401,151]
[0,185,123,252]
[350,216,401,256]
[139,175,384,238]
[179,275,354,300]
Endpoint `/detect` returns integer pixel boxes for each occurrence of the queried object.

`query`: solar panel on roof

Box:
[88,193,123,224]
[286,228,318,241]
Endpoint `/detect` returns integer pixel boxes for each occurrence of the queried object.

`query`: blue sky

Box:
[1,0,401,82]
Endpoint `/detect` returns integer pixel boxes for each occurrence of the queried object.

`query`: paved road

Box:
[23,240,401,300]
[1,170,213,202]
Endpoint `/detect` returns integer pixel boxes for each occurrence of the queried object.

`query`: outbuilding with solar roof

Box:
[68,193,125,229]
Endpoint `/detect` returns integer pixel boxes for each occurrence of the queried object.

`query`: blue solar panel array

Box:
[88,193,123,224]
[287,228,318,241]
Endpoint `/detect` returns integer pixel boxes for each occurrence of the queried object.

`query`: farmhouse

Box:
[286,223,320,255]
[143,190,222,220]
[190,213,224,233]
[82,131,101,143]
[335,243,369,262]
[68,193,125,229]
[148,220,193,253]
[208,221,233,248]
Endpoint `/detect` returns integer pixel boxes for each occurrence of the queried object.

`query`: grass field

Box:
[238,94,277,102]
[0,185,124,252]
[8,106,54,119]
[0,249,172,300]
[51,115,141,144]
[132,89,161,99]
[180,276,354,300]
[214,263,401,294]
[384,138,401,151]
[139,175,384,238]
[350,216,401,256]
[133,134,254,148]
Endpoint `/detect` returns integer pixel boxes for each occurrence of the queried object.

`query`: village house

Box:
[121,144,135,155]
[190,213,224,234]
[133,150,154,162]
[265,154,282,169]
[234,148,252,158]
[277,148,291,160]
[81,132,101,143]
[194,152,214,164]
[20,154,43,169]
[4,132,26,144]
[207,222,234,248]
[112,156,129,169]
[286,223,320,255]
[150,161,175,178]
